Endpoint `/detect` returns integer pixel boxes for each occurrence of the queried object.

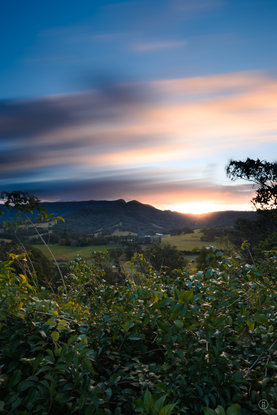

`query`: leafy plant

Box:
[0,191,66,294]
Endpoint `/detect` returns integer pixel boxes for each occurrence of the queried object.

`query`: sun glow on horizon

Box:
[164,202,253,215]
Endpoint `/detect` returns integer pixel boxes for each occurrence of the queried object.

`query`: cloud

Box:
[0,69,276,209]
[24,55,73,62]
[133,40,187,52]
[0,81,146,141]
[173,0,224,13]
[151,70,270,97]
[0,170,255,209]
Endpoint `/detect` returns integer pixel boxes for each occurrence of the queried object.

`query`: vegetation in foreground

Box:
[1,248,277,414]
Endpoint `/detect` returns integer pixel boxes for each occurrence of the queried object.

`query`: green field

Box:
[32,244,110,262]
[111,230,137,236]
[32,230,218,264]
[162,230,219,251]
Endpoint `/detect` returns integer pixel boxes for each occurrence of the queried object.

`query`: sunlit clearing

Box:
[165,202,253,214]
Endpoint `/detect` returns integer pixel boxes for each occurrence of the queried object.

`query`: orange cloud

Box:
[18,70,277,164]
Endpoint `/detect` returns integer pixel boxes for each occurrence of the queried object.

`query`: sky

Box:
[1,0,277,214]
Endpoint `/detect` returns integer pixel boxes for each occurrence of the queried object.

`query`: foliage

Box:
[195,246,225,271]
[225,159,277,261]
[226,158,277,211]
[143,242,188,275]
[0,191,66,293]
[0,242,57,287]
[1,246,277,414]
[224,209,277,263]
[200,228,225,242]
[169,227,194,236]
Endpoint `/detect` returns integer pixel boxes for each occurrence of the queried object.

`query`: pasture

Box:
[162,229,220,251]
[111,230,137,236]
[32,244,110,262]
[33,229,219,265]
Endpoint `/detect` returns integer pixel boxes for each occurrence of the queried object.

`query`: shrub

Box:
[1,248,277,413]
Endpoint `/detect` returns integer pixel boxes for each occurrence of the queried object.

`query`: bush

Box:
[143,242,188,275]
[1,248,277,413]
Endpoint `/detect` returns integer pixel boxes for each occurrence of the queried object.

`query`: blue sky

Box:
[1,0,277,213]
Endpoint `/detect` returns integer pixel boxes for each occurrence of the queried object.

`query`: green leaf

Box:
[78,334,88,345]
[85,405,95,415]
[157,321,170,333]
[108,374,121,385]
[46,319,56,327]
[205,269,214,279]
[82,358,98,375]
[144,389,154,413]
[32,354,43,374]
[46,349,54,358]
[253,313,268,324]
[203,408,217,415]
[12,397,22,410]
[57,216,65,223]
[68,335,78,345]
[128,333,145,340]
[246,319,255,332]
[175,350,184,362]
[17,381,36,392]
[51,331,59,341]
[113,328,119,343]
[44,374,56,383]
[180,289,193,303]
[135,398,145,412]
[9,370,22,387]
[226,404,241,415]
[122,321,134,332]
[215,406,226,415]
[0,401,4,411]
[174,287,181,300]
[153,396,167,415]
[159,403,176,415]
[174,320,183,329]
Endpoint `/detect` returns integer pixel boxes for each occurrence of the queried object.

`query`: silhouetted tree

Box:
[226,158,277,260]
[226,158,277,211]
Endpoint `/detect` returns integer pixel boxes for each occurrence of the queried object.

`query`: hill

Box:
[49,199,257,234]
[0,198,257,234]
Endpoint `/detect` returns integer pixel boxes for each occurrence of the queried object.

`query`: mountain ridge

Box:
[45,199,257,234]
[0,198,257,234]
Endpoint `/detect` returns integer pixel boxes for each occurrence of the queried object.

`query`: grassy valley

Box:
[31,243,110,262]
[31,229,220,263]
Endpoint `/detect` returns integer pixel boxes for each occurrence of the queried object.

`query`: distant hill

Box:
[0,198,257,234]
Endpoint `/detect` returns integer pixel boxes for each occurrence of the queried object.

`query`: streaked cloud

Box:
[24,55,73,62]
[133,40,187,52]
[1,69,276,210]
[173,0,224,13]
[0,168,255,210]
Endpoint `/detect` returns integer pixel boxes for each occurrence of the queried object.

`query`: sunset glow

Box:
[164,202,254,215]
